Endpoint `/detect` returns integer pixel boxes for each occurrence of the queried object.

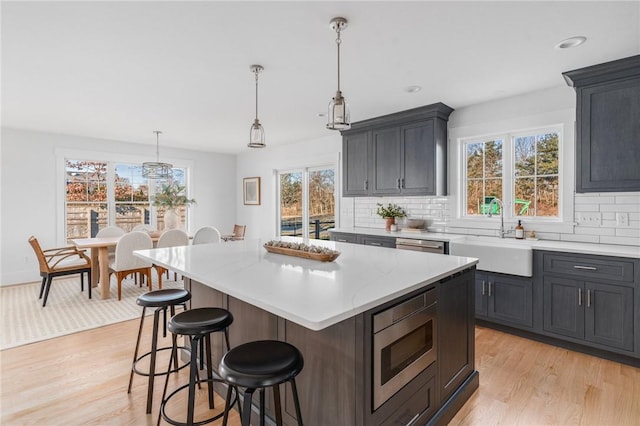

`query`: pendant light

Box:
[248,64,266,148]
[326,17,350,131]
[142,130,173,180]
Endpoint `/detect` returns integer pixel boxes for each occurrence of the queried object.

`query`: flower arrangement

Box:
[376,203,406,218]
[152,182,196,208]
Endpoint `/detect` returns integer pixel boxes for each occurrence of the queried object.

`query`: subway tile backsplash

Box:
[342,192,640,247]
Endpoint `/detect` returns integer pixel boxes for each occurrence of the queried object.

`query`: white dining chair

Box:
[192,226,222,245]
[154,229,189,288]
[108,231,153,300]
[96,226,126,238]
[132,224,154,232]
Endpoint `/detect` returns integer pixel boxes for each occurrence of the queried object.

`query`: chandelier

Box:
[142,130,173,180]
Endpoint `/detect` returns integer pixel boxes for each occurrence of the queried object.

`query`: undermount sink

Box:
[449,236,533,277]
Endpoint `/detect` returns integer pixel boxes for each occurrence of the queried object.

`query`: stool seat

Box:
[168,307,233,336]
[136,288,191,307]
[220,340,304,389]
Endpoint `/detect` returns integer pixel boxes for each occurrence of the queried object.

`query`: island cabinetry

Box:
[185,267,478,426]
[474,272,533,329]
[341,102,453,197]
[563,55,640,192]
[538,251,638,355]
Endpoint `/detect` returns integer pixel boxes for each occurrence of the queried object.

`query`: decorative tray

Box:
[263,244,340,262]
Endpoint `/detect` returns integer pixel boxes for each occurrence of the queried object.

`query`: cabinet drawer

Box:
[330,232,358,244]
[542,252,634,283]
[380,373,435,426]
[357,235,396,248]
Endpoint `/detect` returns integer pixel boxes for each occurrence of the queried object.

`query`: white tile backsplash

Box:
[348,192,640,247]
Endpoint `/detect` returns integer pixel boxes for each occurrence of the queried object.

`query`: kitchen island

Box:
[136,239,479,425]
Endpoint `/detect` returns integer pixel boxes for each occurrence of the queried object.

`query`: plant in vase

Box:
[152,182,196,230]
[376,203,406,231]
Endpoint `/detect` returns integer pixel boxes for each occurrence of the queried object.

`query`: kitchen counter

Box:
[330,227,640,259]
[135,239,480,425]
[135,238,477,331]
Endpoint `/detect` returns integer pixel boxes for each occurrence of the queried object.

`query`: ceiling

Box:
[2,1,639,154]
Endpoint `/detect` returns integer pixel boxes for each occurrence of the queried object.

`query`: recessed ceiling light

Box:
[404,85,422,93]
[555,36,587,49]
[317,112,327,117]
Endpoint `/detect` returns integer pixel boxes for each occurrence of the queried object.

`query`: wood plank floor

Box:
[1,321,638,425]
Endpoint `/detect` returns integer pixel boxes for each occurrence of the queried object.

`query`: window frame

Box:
[56,148,194,243]
[276,164,337,241]
[459,124,564,224]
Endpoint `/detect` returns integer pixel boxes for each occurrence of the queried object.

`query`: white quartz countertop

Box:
[330,227,640,259]
[135,239,478,331]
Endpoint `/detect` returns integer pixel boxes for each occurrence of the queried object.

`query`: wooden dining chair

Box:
[192,226,222,244]
[222,224,246,241]
[28,236,92,307]
[153,229,189,289]
[108,231,153,300]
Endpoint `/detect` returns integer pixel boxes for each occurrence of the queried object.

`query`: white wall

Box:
[235,134,342,241]
[1,127,237,285]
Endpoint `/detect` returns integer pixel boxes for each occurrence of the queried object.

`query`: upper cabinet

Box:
[341,103,453,197]
[563,55,640,193]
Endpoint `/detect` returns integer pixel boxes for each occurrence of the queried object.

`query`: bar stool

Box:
[128,288,192,414]
[159,307,237,426]
[219,340,304,426]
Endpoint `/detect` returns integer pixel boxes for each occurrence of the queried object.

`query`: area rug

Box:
[0,276,184,350]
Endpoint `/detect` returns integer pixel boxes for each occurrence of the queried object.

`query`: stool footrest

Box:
[131,346,190,378]
[160,379,238,426]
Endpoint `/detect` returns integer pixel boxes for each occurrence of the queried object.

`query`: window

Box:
[65,159,189,239]
[462,127,561,219]
[278,167,336,240]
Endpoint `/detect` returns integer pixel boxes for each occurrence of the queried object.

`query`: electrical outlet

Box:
[578,212,601,226]
[616,212,629,227]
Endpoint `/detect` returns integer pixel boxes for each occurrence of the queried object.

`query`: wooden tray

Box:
[263,245,340,262]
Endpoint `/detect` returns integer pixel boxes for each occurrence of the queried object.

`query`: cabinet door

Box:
[543,276,584,339]
[488,274,533,328]
[584,282,634,351]
[372,127,401,195]
[474,273,488,318]
[577,77,640,192]
[401,121,435,195]
[343,131,370,196]
[330,232,359,244]
[357,235,396,248]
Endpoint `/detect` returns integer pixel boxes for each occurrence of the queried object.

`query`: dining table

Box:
[71,234,162,299]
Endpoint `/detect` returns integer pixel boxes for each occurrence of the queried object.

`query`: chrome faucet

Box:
[487,198,513,238]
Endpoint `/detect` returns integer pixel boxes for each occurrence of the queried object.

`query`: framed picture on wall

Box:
[243,177,261,205]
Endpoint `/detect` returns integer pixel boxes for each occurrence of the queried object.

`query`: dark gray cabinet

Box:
[343,131,371,196]
[330,231,359,244]
[540,251,637,354]
[341,103,453,197]
[474,272,533,329]
[357,234,396,248]
[563,55,640,192]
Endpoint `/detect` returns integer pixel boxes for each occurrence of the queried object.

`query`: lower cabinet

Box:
[357,234,396,248]
[543,275,634,352]
[475,272,533,329]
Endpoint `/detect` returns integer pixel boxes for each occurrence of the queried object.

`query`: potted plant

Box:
[152,182,196,230]
[376,203,406,231]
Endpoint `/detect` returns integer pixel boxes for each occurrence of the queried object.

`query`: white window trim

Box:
[56,148,194,244]
[448,123,574,234]
[275,163,338,241]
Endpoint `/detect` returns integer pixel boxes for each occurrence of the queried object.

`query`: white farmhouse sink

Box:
[449,236,533,277]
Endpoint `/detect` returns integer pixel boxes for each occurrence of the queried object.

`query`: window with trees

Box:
[463,128,560,219]
[65,159,188,240]
[278,167,336,240]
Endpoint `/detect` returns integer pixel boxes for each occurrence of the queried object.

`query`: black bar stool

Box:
[219,340,304,426]
[158,307,238,426]
[129,288,192,414]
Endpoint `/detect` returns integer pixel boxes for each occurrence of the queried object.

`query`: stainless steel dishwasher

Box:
[395,238,446,254]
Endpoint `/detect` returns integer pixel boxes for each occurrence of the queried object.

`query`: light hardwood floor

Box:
[1,321,638,425]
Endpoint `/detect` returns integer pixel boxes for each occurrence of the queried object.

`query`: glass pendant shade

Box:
[142,131,172,180]
[327,90,351,130]
[248,119,266,148]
